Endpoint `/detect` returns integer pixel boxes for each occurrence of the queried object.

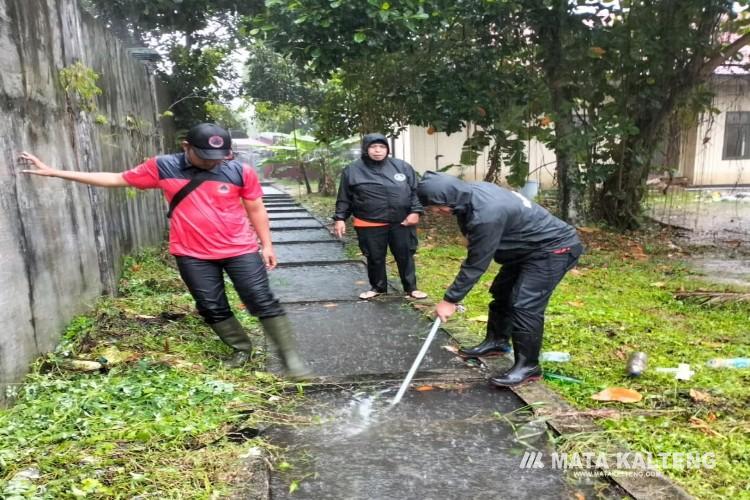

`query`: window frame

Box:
[722,111,750,160]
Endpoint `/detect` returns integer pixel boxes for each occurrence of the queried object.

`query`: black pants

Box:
[355,224,418,293]
[488,244,583,344]
[176,252,285,324]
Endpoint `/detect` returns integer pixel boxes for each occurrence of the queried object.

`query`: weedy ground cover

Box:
[303,192,750,499]
[0,248,301,498]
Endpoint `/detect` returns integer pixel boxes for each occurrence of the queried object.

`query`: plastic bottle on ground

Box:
[540,351,571,362]
[706,358,750,369]
[627,352,648,376]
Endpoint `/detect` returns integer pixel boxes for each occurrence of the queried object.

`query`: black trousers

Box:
[487,244,583,344]
[355,224,418,293]
[175,252,285,324]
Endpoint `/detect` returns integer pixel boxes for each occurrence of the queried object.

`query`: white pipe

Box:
[391,318,442,406]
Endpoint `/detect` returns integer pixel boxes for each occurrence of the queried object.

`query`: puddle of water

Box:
[689,257,750,287]
[267,383,580,500]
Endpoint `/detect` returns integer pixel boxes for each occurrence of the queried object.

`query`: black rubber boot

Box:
[458,312,512,358]
[261,315,311,380]
[210,316,253,368]
[458,337,512,358]
[490,331,542,387]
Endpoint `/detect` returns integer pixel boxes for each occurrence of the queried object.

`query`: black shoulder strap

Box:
[167,173,209,218]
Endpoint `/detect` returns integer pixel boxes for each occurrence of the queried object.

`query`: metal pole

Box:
[391,318,442,406]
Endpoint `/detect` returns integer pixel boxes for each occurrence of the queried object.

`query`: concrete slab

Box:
[268,263,369,303]
[269,300,459,376]
[270,219,324,230]
[266,207,305,213]
[263,198,296,202]
[261,186,287,196]
[267,211,315,220]
[268,383,570,500]
[275,242,348,264]
[272,229,336,243]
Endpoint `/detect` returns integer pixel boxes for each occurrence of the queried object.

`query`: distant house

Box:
[392,126,556,187]
[677,69,750,187]
[393,58,750,189]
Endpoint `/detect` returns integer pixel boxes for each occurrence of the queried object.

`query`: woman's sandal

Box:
[406,290,428,299]
[359,290,383,300]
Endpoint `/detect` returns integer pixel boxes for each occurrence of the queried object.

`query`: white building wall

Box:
[691,77,750,186]
[394,125,557,188]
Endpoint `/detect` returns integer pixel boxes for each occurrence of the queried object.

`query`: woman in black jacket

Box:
[333,133,427,300]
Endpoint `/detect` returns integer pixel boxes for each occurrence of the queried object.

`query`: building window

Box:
[723,111,750,160]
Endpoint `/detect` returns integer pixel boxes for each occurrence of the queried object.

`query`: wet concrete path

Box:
[260,185,586,499]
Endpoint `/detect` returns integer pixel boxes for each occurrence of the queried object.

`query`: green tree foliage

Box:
[83,0,261,44]
[254,0,750,229]
[84,0,263,134]
[262,132,358,195]
[253,102,312,134]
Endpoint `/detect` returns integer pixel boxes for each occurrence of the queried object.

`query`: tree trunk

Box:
[317,161,337,196]
[598,140,652,230]
[552,111,579,224]
[299,162,312,195]
[484,141,502,183]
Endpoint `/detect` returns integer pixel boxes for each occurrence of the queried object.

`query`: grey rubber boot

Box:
[261,315,311,380]
[210,316,253,368]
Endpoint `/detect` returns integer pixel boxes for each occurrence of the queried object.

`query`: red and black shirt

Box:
[122,153,263,259]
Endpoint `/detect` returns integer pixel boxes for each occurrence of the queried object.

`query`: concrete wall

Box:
[0,0,171,405]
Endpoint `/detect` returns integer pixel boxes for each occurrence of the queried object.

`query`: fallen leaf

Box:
[569,268,583,276]
[575,492,586,500]
[566,300,585,308]
[96,346,135,365]
[577,227,600,233]
[415,385,434,392]
[689,417,724,437]
[591,387,642,403]
[689,389,714,403]
[441,345,459,354]
[468,315,489,322]
[614,348,628,361]
[650,282,666,288]
[434,383,472,391]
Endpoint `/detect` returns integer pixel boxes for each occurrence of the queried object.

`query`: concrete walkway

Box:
[259,185,582,499]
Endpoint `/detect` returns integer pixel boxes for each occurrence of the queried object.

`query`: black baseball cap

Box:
[186,123,232,160]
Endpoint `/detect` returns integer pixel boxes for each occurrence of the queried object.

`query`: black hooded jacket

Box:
[417,172,581,303]
[334,133,423,223]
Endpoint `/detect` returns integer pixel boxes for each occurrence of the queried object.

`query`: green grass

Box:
[0,248,301,499]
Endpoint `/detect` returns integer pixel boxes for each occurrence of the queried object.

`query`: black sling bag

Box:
[166,172,210,218]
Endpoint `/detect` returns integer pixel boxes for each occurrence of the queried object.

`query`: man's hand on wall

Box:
[18,152,58,176]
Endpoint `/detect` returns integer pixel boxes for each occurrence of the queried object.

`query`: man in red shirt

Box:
[20,123,308,379]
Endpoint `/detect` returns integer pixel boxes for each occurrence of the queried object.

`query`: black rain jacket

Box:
[334,133,423,223]
[417,171,581,303]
